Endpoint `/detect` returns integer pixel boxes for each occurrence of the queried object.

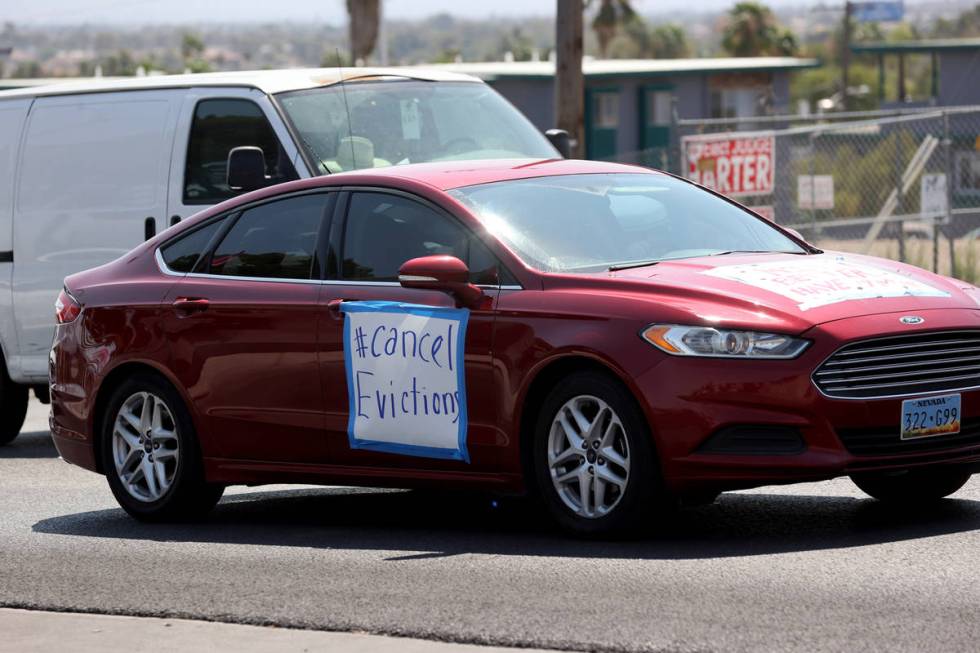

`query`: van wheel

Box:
[850,468,972,503]
[101,373,223,521]
[0,368,29,446]
[532,370,671,537]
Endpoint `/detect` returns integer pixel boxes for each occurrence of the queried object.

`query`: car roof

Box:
[0,67,482,100]
[321,158,661,191]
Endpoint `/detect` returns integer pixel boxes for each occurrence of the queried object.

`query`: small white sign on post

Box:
[797,175,834,210]
[920,173,948,220]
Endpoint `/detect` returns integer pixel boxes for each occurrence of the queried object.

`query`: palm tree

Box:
[722,2,797,57]
[347,0,381,64]
[589,0,637,59]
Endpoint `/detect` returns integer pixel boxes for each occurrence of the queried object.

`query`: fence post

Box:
[808,133,818,242]
[669,96,681,175]
[944,111,956,277]
[895,130,906,263]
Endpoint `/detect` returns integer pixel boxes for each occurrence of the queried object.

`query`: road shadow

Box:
[32,484,980,559]
[0,430,58,459]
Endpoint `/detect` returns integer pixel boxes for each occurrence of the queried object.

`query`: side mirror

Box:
[227,146,267,192]
[398,255,485,307]
[545,129,572,159]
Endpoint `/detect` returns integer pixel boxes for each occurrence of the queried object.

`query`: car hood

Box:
[561,251,980,335]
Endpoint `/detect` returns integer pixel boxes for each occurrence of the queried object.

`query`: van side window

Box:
[160,218,225,273]
[209,195,327,280]
[341,192,512,285]
[183,99,298,205]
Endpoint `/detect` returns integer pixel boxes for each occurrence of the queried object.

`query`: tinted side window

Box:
[210,195,326,280]
[183,99,298,205]
[160,219,225,273]
[341,192,507,284]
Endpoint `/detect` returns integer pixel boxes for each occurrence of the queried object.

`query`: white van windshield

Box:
[277,80,557,174]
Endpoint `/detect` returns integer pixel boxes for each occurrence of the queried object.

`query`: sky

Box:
[6,0,832,24]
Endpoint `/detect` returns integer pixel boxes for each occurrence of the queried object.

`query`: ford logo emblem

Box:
[900,316,924,325]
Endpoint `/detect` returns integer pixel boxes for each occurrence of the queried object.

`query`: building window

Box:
[594,92,620,129]
[710,88,766,119]
[646,90,673,126]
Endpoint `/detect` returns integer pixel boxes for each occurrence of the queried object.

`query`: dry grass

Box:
[815,236,980,284]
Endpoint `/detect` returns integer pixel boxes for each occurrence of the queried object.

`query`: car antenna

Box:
[336,48,357,171]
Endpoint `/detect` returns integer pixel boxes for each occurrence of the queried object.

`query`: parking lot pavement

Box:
[1,608,565,653]
[4,398,980,652]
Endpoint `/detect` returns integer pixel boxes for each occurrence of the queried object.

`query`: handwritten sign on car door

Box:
[341,301,470,462]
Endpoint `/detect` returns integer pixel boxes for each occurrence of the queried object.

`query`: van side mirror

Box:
[227,146,267,192]
[398,255,485,307]
[545,129,572,159]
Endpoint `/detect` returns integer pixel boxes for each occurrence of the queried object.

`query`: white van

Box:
[0,67,566,443]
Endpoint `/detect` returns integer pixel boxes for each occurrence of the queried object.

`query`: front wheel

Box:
[101,373,223,521]
[850,467,972,503]
[532,371,671,537]
[0,367,29,446]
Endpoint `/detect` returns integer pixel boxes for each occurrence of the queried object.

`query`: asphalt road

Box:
[4,400,980,653]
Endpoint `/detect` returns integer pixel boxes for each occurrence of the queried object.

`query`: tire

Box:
[850,467,972,503]
[0,364,29,446]
[531,370,672,537]
[100,372,223,521]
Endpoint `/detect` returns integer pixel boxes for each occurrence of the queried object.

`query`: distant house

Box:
[428,57,819,162]
[851,38,980,107]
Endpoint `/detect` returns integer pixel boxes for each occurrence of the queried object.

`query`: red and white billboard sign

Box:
[682,132,775,198]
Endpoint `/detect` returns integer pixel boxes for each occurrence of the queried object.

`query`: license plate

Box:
[900,393,961,440]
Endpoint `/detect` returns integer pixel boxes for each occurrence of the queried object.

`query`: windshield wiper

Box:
[608,259,662,272]
[709,250,805,256]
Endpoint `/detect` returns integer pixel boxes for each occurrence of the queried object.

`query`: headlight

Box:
[641,324,809,359]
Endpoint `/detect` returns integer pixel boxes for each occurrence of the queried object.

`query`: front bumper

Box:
[637,308,980,492]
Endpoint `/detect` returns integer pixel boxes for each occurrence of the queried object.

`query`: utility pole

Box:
[555,0,584,158]
[841,1,853,111]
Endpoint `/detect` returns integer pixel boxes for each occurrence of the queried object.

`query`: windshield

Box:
[277,80,557,174]
[449,173,806,273]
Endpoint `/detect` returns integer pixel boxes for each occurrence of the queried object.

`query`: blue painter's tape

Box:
[341,300,470,463]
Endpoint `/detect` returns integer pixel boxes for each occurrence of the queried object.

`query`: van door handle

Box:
[172,297,209,316]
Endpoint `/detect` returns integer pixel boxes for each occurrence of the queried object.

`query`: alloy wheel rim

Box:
[547,395,630,519]
[111,392,180,503]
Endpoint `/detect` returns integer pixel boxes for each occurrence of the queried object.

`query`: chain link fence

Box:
[605,107,980,284]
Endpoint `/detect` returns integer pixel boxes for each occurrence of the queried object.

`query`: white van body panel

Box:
[0,100,31,374]
[165,87,310,224]
[10,90,183,381]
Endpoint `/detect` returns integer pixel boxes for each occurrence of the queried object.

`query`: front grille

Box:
[813,331,980,399]
[838,418,980,456]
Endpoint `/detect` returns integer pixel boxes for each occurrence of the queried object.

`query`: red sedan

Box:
[49,159,980,535]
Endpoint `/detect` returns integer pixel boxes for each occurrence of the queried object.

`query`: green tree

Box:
[499,27,535,61]
[649,24,690,58]
[181,32,204,60]
[180,32,210,73]
[589,0,637,58]
[722,2,798,57]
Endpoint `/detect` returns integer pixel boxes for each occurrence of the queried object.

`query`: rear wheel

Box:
[0,364,29,446]
[101,373,223,521]
[532,371,671,536]
[850,467,972,503]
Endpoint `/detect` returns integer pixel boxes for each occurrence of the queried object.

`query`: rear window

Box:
[160,219,225,273]
[209,194,327,280]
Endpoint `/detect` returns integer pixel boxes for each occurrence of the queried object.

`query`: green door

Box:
[638,86,673,168]
[586,88,620,160]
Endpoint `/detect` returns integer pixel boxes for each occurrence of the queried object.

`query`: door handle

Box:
[172,297,209,316]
